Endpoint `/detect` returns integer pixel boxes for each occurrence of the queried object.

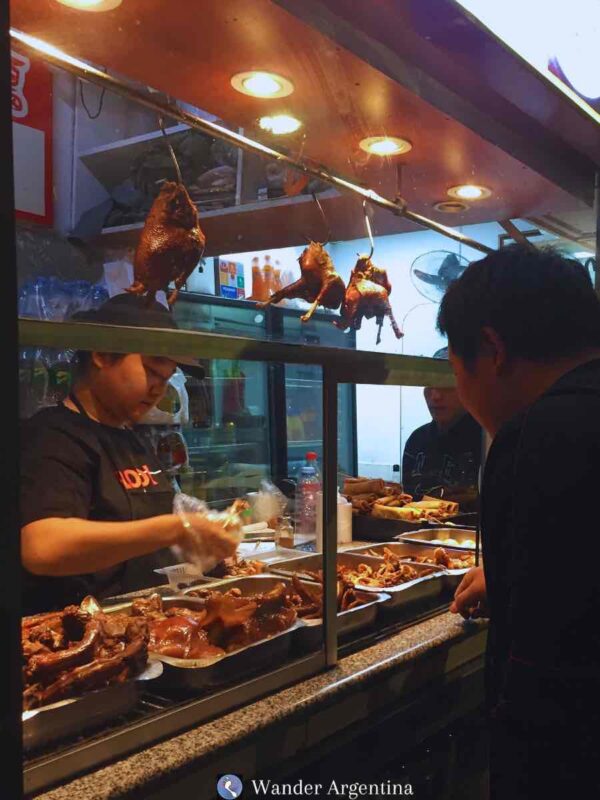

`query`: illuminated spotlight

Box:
[231,71,294,99]
[259,114,301,135]
[447,184,491,200]
[55,0,123,10]
[359,136,412,156]
[433,200,468,213]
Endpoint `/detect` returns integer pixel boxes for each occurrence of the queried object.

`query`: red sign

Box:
[11,49,53,226]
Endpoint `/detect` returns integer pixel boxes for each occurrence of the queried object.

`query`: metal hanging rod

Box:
[11,28,494,255]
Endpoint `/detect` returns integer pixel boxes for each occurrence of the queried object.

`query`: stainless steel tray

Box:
[268,551,384,581]
[186,575,388,650]
[120,580,303,690]
[268,552,446,610]
[353,562,447,609]
[22,661,162,752]
[294,583,390,650]
[348,542,477,574]
[397,528,480,552]
[347,542,478,595]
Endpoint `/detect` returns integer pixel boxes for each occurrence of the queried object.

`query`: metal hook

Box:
[363,200,375,259]
[158,115,183,185]
[312,191,331,245]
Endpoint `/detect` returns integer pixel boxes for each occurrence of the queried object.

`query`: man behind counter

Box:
[21,294,237,615]
[402,347,482,506]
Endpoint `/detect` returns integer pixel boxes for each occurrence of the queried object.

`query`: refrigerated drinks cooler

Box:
[173,292,357,502]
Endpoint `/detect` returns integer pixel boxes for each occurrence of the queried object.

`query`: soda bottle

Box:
[263,254,273,301]
[294,452,322,537]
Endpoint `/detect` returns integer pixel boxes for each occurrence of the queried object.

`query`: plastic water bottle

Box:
[295,452,322,536]
[90,284,109,309]
[44,277,70,321]
[65,280,91,316]
[45,348,72,404]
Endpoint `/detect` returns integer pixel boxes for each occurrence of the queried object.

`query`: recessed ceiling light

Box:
[55,0,122,10]
[231,71,294,99]
[447,184,491,200]
[359,136,412,156]
[434,200,469,213]
[259,114,302,135]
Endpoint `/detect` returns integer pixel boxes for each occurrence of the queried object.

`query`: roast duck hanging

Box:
[259,240,345,322]
[127,180,206,306]
[334,255,403,345]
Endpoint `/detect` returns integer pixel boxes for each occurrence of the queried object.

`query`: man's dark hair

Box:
[437,245,600,363]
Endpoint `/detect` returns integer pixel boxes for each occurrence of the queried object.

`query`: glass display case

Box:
[4,0,598,796]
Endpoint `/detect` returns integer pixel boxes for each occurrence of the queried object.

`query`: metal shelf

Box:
[19,319,455,388]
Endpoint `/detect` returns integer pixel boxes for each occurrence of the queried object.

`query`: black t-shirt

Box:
[402,413,482,502]
[482,358,600,726]
[21,405,176,614]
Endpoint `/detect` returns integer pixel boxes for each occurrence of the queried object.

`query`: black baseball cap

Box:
[71,293,205,380]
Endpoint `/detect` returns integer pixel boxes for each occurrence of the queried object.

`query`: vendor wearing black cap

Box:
[402,347,482,508]
[21,294,235,614]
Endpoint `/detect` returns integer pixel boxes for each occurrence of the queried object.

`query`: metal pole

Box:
[1,12,24,800]
[10,28,494,256]
[322,369,338,666]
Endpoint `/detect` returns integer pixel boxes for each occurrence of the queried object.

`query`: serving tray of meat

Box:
[126,582,301,690]
[348,542,478,573]
[22,597,160,751]
[268,553,445,610]
[286,574,389,650]
[267,552,384,582]
[347,542,478,594]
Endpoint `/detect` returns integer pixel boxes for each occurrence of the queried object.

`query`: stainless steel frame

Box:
[10,28,494,256]
[23,653,325,796]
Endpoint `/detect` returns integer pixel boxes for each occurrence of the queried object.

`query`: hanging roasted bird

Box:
[127,180,206,306]
[334,256,403,345]
[259,241,345,322]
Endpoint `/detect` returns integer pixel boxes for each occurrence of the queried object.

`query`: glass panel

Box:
[18,345,326,766]
[352,380,482,524]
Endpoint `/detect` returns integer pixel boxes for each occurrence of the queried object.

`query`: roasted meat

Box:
[148,612,224,660]
[128,181,206,306]
[141,584,296,658]
[22,598,149,711]
[259,241,345,322]
[334,256,403,345]
[286,573,370,619]
[206,555,264,578]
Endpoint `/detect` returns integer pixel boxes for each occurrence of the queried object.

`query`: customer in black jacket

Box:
[438,245,600,798]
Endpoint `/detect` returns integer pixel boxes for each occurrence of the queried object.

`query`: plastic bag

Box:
[138,369,190,426]
[247,480,287,525]
[171,493,243,575]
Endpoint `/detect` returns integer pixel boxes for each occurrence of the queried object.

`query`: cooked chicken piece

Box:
[335,256,403,345]
[128,181,205,306]
[259,241,345,322]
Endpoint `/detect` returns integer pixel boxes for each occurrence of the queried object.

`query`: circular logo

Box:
[217,774,243,799]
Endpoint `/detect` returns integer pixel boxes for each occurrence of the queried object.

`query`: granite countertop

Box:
[35,612,487,800]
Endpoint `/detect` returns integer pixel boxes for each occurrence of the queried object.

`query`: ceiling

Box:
[11,0,593,246]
